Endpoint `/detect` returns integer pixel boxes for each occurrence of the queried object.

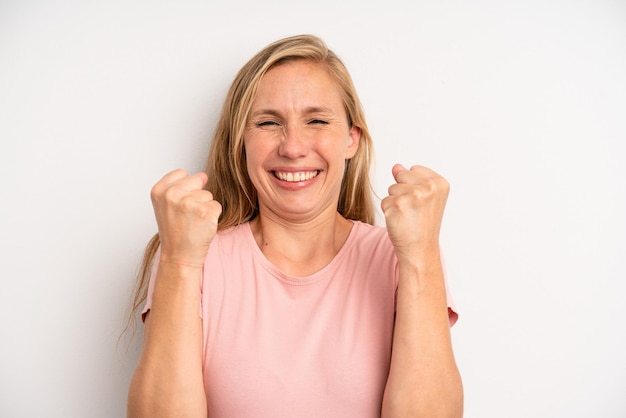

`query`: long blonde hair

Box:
[127,34,376,328]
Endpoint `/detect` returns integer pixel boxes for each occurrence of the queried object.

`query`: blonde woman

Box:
[127,34,462,417]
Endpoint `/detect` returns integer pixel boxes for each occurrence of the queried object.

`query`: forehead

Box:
[265,59,335,82]
[253,60,344,107]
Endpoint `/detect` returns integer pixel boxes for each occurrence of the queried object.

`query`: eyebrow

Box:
[249,106,336,118]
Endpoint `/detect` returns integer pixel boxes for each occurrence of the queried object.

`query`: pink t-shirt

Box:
[143,220,457,417]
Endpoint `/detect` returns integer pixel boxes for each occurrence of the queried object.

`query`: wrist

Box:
[158,248,207,269]
[395,241,441,266]
[158,258,204,270]
[395,244,445,288]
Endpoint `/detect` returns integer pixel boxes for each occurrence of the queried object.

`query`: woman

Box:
[127,34,463,417]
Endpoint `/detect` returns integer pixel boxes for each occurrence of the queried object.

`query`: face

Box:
[243,60,360,222]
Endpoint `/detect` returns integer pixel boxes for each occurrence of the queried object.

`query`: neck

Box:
[250,211,353,277]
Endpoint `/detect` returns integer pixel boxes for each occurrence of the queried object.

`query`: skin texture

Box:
[244,61,360,223]
[127,171,221,417]
[381,164,463,417]
[127,60,462,417]
[243,61,361,276]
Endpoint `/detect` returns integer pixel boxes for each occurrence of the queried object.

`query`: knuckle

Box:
[179,194,196,212]
[150,185,160,201]
[440,178,450,191]
[196,205,210,218]
[388,196,407,212]
[209,202,223,221]
[201,201,222,220]
[151,182,171,203]
[211,200,223,212]
[432,177,450,196]
[163,186,178,203]
[409,187,422,199]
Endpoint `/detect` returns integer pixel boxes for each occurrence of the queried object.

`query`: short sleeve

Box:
[139,245,203,322]
[393,248,459,327]
[441,250,459,327]
[140,246,161,322]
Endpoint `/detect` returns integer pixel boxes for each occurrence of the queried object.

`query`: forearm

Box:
[382,247,463,418]
[127,262,207,417]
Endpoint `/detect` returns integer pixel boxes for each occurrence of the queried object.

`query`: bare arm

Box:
[127,170,221,418]
[127,264,206,417]
[381,164,463,418]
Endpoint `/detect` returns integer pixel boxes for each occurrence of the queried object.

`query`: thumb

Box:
[391,163,407,182]
[194,171,208,187]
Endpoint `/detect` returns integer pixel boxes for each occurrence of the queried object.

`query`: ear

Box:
[345,125,361,159]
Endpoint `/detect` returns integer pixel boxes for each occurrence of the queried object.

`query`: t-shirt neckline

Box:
[242,220,361,286]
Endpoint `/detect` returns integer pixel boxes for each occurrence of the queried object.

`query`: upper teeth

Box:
[275,171,318,182]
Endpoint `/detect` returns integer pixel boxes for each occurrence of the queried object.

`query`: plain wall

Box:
[1,0,624,417]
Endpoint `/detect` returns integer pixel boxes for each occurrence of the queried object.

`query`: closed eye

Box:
[308,119,329,125]
[257,120,280,127]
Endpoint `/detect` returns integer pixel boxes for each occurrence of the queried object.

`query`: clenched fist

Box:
[150,169,223,267]
[381,164,449,263]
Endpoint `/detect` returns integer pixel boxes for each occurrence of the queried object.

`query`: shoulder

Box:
[341,221,397,290]
[206,222,253,254]
[346,221,397,267]
[350,221,393,250]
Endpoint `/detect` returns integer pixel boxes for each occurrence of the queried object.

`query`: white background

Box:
[1,1,625,417]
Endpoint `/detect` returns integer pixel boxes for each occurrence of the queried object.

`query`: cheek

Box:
[244,145,267,181]
[245,153,260,173]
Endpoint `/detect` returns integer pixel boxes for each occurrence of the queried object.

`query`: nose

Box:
[278,124,307,159]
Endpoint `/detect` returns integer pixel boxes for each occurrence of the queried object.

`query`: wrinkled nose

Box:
[278,125,307,159]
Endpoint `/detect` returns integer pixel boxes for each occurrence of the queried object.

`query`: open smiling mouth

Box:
[272,170,321,182]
